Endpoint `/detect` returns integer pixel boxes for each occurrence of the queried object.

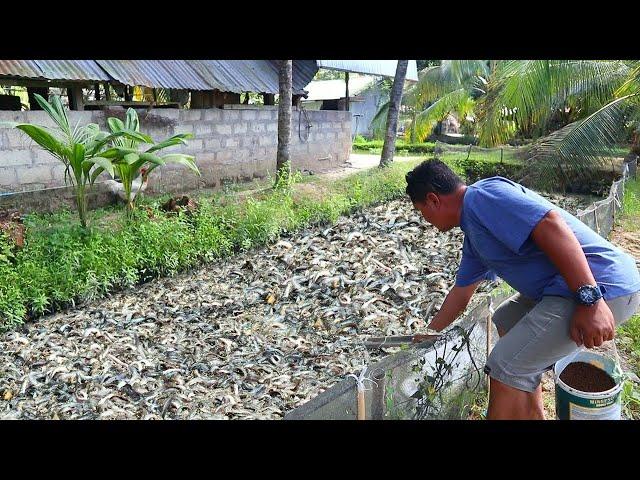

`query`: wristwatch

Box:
[575,284,603,306]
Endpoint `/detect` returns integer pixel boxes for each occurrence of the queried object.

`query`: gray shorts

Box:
[484,291,640,393]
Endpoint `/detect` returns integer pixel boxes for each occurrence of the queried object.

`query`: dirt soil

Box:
[610,227,640,261]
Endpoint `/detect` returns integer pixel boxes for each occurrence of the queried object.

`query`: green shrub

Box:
[352,139,436,155]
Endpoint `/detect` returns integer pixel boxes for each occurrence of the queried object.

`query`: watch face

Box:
[578,286,600,304]
[581,289,596,303]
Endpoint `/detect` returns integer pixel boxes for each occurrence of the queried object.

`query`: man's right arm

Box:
[427,280,482,332]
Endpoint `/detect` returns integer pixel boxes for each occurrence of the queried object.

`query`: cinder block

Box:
[220,110,241,122]
[4,129,33,149]
[32,149,58,165]
[241,110,257,120]
[223,138,239,148]
[51,164,68,182]
[152,109,180,120]
[23,111,57,128]
[182,110,203,121]
[204,138,221,150]
[234,123,248,134]
[184,139,204,152]
[259,135,275,146]
[0,167,18,187]
[18,165,52,184]
[203,109,222,121]
[252,123,266,133]
[0,111,26,123]
[241,136,259,149]
[0,150,32,167]
[174,124,194,135]
[215,124,232,135]
[195,123,213,135]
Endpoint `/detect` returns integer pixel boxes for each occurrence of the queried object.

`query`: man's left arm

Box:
[530,210,615,348]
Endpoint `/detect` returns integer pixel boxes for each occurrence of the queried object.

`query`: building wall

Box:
[0,108,352,197]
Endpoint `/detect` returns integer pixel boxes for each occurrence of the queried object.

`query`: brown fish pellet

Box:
[559,361,616,392]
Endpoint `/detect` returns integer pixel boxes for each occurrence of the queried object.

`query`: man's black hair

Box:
[405,159,464,203]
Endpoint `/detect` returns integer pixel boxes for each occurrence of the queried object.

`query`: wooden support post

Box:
[357,388,365,420]
[345,71,350,111]
[94,83,101,101]
[486,307,493,399]
[27,87,49,110]
[263,93,275,105]
[68,85,84,111]
[104,83,111,101]
[124,85,132,102]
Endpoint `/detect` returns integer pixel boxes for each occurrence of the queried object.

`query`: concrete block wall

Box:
[0,108,352,197]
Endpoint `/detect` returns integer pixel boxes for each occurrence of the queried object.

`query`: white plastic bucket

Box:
[554,350,623,420]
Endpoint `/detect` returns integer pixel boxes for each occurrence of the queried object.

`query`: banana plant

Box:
[0,94,149,227]
[102,108,200,218]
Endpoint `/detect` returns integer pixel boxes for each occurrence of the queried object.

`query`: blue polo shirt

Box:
[455,176,640,301]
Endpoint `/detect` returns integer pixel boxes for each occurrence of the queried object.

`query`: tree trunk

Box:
[380,60,409,167]
[276,60,292,186]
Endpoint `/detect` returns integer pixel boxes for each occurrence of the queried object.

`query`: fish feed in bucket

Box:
[554,350,623,420]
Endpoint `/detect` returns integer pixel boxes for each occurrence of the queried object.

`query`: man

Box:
[405,159,640,420]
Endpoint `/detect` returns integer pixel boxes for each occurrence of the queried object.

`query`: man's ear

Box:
[426,192,440,207]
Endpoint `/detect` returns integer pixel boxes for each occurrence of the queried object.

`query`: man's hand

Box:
[426,281,481,332]
[570,300,615,348]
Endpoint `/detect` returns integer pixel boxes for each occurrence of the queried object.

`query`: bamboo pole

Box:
[357,388,366,420]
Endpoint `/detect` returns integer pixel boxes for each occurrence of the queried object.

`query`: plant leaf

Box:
[161,154,201,175]
[145,133,193,153]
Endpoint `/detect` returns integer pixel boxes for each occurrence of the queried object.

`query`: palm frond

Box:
[524,94,638,188]
[369,100,390,140]
[441,60,489,84]
[477,60,631,146]
[412,88,472,142]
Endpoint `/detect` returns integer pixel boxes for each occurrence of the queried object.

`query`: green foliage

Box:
[103,108,200,219]
[618,314,640,419]
[0,94,150,228]
[352,138,436,155]
[618,177,640,232]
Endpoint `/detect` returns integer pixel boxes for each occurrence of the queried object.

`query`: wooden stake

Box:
[486,313,492,397]
[357,388,365,420]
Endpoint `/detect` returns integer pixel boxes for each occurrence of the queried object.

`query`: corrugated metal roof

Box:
[0,60,110,82]
[96,60,211,90]
[0,59,319,93]
[0,60,45,79]
[187,60,317,94]
[316,60,419,82]
[305,76,376,101]
[34,60,110,81]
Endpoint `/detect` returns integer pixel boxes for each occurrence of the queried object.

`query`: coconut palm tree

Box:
[370,60,491,143]
[475,60,638,186]
[380,60,409,167]
[276,60,292,186]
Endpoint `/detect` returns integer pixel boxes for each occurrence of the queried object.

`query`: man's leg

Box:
[487,293,541,419]
[487,378,544,420]
[485,292,640,420]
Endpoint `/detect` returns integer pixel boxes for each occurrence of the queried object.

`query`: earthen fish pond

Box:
[0,193,592,419]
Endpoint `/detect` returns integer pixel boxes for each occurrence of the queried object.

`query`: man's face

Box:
[413,193,451,232]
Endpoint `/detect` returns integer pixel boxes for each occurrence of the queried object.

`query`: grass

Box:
[613,175,640,419]
[618,176,640,232]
